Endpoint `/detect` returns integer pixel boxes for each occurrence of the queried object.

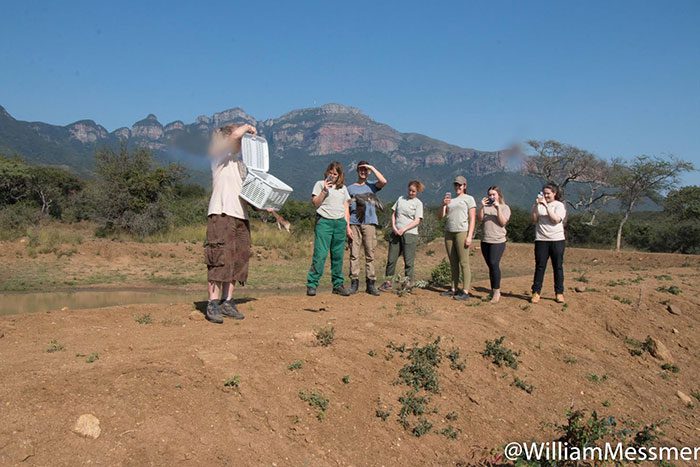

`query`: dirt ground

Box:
[1,239,699,466]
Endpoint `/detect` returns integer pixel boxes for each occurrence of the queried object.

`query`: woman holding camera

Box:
[439,176,476,300]
[530,183,567,304]
[306,161,352,297]
[477,186,511,303]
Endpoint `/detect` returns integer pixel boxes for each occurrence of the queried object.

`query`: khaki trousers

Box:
[348,224,377,280]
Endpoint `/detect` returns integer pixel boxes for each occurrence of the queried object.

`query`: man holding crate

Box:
[204,123,257,324]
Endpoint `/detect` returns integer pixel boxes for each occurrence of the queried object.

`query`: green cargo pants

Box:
[384,232,418,281]
[307,216,347,288]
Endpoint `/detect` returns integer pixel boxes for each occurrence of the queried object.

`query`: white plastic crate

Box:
[239,134,293,210]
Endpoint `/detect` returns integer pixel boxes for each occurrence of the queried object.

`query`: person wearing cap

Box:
[439,175,477,300]
[346,161,388,295]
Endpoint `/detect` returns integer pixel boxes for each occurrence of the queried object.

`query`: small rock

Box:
[667,304,681,316]
[189,310,204,321]
[574,286,586,293]
[672,328,679,334]
[61,306,69,311]
[647,336,674,362]
[72,414,101,439]
[676,391,694,407]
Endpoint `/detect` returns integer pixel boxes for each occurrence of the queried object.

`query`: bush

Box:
[430,259,453,287]
[0,201,41,240]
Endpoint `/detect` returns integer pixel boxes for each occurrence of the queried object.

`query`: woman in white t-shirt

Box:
[306,161,352,297]
[530,183,567,304]
[439,175,477,300]
[379,180,425,292]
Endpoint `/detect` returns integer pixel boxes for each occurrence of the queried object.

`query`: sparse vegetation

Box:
[563,355,578,365]
[447,348,466,371]
[439,425,459,439]
[299,390,329,421]
[586,373,608,383]
[398,337,442,393]
[85,352,99,363]
[657,285,682,295]
[482,336,520,369]
[46,339,64,353]
[612,295,632,305]
[287,360,304,371]
[342,375,350,384]
[135,313,153,325]
[412,418,433,437]
[314,325,335,346]
[375,408,391,421]
[512,377,534,394]
[661,363,679,373]
[224,375,241,388]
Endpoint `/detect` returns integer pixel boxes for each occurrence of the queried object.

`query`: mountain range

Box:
[0,103,539,205]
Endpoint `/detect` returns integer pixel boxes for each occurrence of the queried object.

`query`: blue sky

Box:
[1,0,698,183]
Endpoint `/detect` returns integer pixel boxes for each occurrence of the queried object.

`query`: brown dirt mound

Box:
[1,246,699,465]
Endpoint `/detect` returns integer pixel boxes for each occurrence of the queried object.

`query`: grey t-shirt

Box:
[312,180,350,220]
[445,194,477,232]
[393,196,424,235]
[481,204,511,243]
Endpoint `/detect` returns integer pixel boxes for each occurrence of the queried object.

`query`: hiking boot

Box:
[220,300,245,320]
[332,285,351,296]
[453,290,470,301]
[530,292,541,304]
[205,301,224,324]
[378,281,393,292]
[366,279,380,296]
[555,294,565,304]
[306,286,317,296]
[348,279,359,295]
[440,289,456,297]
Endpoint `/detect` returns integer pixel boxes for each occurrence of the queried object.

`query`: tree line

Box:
[0,142,698,253]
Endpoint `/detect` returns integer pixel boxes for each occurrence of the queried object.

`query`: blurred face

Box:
[543,187,556,202]
[357,166,369,181]
[488,189,499,203]
[407,185,418,199]
[326,168,339,183]
[455,182,466,195]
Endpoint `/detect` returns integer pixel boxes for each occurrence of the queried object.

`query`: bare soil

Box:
[1,239,699,466]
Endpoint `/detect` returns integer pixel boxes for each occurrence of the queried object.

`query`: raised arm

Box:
[360,164,387,189]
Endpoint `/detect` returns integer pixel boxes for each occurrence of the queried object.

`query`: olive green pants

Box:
[444,231,471,291]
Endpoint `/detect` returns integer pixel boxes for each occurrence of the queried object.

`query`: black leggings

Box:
[531,240,565,294]
[480,242,506,289]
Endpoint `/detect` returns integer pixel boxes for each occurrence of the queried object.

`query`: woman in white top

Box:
[306,161,352,297]
[439,175,477,300]
[530,183,567,304]
[379,180,425,292]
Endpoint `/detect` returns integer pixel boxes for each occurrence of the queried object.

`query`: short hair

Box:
[357,160,370,171]
[408,180,425,193]
[324,161,346,189]
[208,124,244,156]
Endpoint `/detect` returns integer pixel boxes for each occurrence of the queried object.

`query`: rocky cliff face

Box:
[1,103,534,203]
[67,120,108,143]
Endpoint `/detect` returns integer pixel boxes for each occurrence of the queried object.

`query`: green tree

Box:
[664,186,700,221]
[92,145,184,236]
[0,155,32,206]
[29,165,83,216]
[525,140,611,223]
[610,156,694,251]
